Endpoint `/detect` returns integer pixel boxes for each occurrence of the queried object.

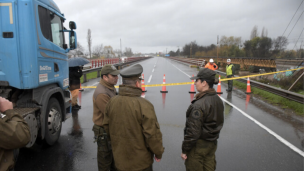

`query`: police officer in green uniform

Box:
[92,64,120,171]
[226,59,235,92]
[0,97,30,171]
[181,68,224,171]
[103,64,164,171]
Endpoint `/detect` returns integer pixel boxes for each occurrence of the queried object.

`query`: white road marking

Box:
[220,97,304,157]
[171,63,191,77]
[148,75,152,83]
[152,69,155,72]
[170,60,304,157]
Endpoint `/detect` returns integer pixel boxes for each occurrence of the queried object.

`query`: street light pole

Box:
[190,43,192,58]
[217,35,219,63]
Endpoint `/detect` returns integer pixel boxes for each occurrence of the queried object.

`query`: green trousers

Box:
[227,75,233,91]
[185,139,217,171]
[93,125,116,171]
[117,165,152,171]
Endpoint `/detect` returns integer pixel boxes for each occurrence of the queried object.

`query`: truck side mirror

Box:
[69,21,77,30]
[69,31,77,50]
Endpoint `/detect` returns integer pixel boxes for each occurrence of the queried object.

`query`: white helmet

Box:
[209,59,214,63]
[227,59,231,62]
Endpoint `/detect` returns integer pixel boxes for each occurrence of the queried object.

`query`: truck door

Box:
[0,1,22,88]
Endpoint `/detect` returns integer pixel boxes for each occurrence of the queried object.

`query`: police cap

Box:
[120,64,143,80]
[100,64,120,75]
[190,68,216,81]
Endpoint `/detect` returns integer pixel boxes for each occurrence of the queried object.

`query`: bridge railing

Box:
[168,57,304,104]
[168,56,304,69]
[82,57,151,83]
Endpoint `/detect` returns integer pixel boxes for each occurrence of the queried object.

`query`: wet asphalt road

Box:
[16,57,304,171]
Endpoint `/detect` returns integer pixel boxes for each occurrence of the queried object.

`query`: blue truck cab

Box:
[0,0,77,147]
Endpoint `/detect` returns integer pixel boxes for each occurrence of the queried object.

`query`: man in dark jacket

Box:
[103,64,164,171]
[0,97,30,171]
[92,64,120,171]
[69,66,83,110]
[181,68,224,171]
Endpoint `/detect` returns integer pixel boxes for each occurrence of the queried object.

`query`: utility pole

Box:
[190,43,192,58]
[217,35,219,63]
[120,38,122,57]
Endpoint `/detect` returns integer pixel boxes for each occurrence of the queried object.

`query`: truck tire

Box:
[45,98,62,145]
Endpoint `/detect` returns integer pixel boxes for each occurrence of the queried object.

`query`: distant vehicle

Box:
[120,56,128,63]
[0,0,77,147]
[144,55,149,57]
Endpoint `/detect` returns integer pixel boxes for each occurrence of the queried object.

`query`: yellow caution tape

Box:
[81,67,304,88]
[220,67,304,81]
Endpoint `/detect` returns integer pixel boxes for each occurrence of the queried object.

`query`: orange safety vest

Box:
[204,63,218,70]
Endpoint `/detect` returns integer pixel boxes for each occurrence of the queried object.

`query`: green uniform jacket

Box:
[103,85,164,171]
[182,89,224,153]
[0,109,30,171]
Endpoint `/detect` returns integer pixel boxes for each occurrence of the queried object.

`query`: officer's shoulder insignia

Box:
[0,113,6,119]
[191,110,202,119]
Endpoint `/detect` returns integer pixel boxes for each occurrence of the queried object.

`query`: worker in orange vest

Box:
[205,59,218,70]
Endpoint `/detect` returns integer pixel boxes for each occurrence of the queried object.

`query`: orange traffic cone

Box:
[216,75,223,94]
[141,74,147,92]
[160,74,168,93]
[246,77,251,94]
[189,75,196,94]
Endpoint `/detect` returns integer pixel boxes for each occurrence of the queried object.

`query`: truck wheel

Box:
[45,98,62,145]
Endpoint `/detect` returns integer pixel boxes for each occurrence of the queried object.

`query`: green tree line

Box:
[178,26,303,59]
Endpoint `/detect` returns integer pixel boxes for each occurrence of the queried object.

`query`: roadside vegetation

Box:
[170,26,303,59]
[80,71,98,83]
[217,74,304,116]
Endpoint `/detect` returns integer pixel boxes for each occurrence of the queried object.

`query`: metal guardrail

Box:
[168,57,304,104]
[81,57,151,82]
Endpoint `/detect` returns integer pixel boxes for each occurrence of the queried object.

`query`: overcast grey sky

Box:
[55,0,303,54]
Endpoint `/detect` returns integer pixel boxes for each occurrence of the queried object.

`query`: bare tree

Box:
[273,36,289,52]
[261,27,268,37]
[69,42,84,57]
[93,44,103,58]
[104,46,114,58]
[124,47,133,57]
[87,29,92,58]
[250,26,259,40]
[220,36,242,46]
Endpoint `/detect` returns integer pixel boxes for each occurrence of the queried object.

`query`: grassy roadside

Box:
[217,74,304,116]
[80,71,98,83]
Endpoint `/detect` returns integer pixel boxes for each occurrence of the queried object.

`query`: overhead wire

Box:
[292,28,304,50]
[280,1,303,68]
[281,0,304,37]
[286,10,304,38]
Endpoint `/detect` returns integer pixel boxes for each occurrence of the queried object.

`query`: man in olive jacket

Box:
[92,64,120,171]
[0,97,30,171]
[181,68,224,171]
[103,64,164,171]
